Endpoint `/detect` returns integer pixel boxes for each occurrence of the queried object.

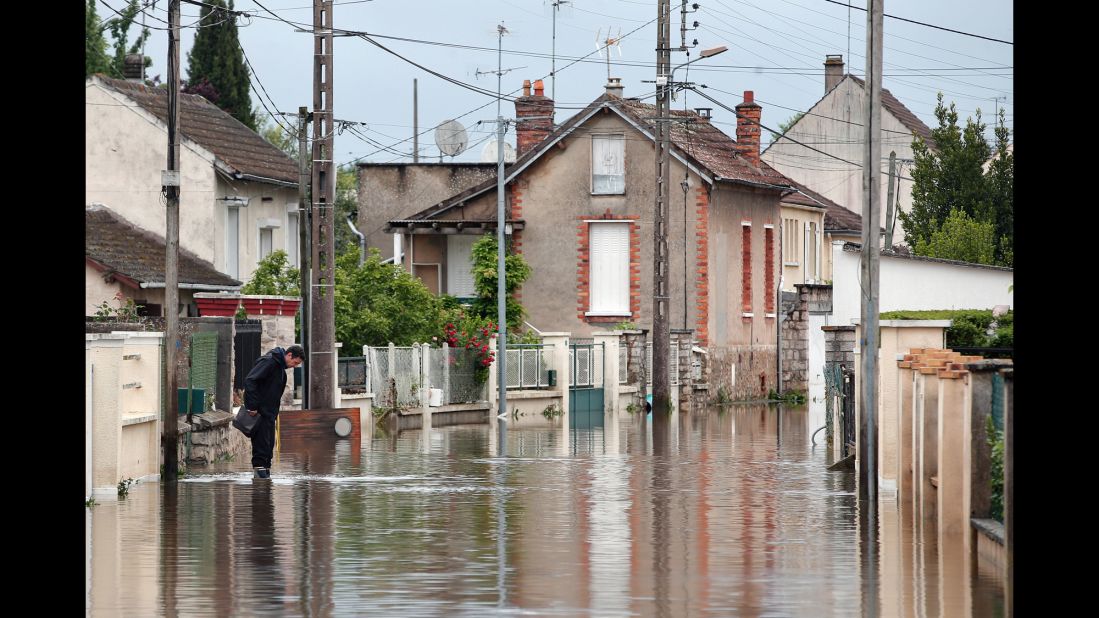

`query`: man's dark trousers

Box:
[251,415,277,469]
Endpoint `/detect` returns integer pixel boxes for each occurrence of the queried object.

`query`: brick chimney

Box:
[735,90,762,167]
[514,78,554,156]
[824,54,844,93]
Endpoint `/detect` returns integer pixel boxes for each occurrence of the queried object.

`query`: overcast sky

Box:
[97,0,1013,165]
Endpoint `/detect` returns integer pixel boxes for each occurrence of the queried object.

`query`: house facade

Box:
[382,80,799,399]
[779,178,864,290]
[85,75,301,299]
[86,204,241,315]
[762,55,933,247]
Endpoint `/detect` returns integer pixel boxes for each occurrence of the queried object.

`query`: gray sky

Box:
[98,0,1013,165]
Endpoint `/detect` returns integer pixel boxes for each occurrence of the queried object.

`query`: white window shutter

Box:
[590,222,629,313]
[592,136,625,194]
[447,235,477,297]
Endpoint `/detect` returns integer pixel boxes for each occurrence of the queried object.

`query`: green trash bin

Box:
[177,388,207,415]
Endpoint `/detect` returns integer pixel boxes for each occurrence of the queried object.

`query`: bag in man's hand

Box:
[232,406,259,437]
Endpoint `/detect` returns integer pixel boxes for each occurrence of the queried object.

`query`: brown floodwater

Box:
[86,405,1004,616]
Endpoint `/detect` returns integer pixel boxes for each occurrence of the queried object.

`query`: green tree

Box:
[470,234,532,332]
[772,111,804,139]
[87,0,151,79]
[241,250,300,295]
[261,116,298,160]
[985,109,1013,266]
[86,1,112,76]
[914,209,996,265]
[186,0,257,130]
[334,247,442,350]
[900,93,993,253]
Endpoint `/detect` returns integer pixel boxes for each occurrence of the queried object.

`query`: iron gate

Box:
[842,367,856,457]
[233,320,262,391]
[569,341,604,430]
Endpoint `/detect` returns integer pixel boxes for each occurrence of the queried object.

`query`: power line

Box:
[821,0,1012,45]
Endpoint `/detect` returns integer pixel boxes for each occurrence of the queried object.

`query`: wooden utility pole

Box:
[652,0,673,424]
[309,0,335,408]
[162,0,181,480]
[859,0,884,502]
[298,106,311,407]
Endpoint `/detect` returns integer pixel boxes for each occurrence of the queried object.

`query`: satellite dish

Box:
[435,120,469,157]
[481,139,516,163]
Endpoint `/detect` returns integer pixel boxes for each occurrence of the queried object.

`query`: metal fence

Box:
[619,344,628,384]
[188,331,218,413]
[569,342,604,388]
[429,346,488,404]
[364,344,489,408]
[644,343,679,386]
[366,346,423,410]
[505,344,553,390]
[337,356,370,392]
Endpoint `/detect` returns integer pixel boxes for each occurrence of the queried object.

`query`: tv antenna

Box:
[547,1,573,103]
[595,27,623,82]
[473,23,526,117]
[434,119,469,159]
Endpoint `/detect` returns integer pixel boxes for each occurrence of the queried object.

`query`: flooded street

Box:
[86,405,1003,616]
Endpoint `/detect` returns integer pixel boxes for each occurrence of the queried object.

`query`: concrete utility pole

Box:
[652,0,673,421]
[884,150,896,251]
[309,0,335,408]
[162,0,181,480]
[413,79,419,163]
[493,23,510,453]
[859,0,884,502]
[298,106,311,407]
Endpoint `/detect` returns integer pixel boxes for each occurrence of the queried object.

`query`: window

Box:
[259,227,273,261]
[287,212,299,267]
[783,218,799,265]
[447,235,477,298]
[226,206,240,279]
[592,135,625,194]
[587,222,630,315]
[806,221,819,282]
[741,222,752,316]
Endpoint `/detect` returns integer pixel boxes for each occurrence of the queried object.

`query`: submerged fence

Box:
[353,343,489,410]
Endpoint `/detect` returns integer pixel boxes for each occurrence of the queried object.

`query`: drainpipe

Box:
[346,216,365,267]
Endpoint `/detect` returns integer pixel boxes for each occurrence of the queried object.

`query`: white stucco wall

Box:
[831,242,1013,325]
[86,79,298,284]
[86,262,127,315]
[763,78,920,245]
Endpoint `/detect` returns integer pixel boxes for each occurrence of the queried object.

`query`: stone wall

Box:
[781,284,833,394]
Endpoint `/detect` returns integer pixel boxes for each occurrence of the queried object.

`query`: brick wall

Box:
[694,187,710,346]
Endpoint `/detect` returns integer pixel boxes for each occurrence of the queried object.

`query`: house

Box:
[779,178,864,290]
[762,55,934,247]
[357,162,500,271]
[85,75,301,299]
[381,78,800,399]
[86,204,241,315]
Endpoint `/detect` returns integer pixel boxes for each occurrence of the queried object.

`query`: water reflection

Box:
[86,405,1002,617]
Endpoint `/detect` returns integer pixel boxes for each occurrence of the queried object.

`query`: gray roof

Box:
[86,205,241,288]
[93,76,298,185]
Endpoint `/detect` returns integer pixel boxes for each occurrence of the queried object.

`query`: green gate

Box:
[568,341,604,430]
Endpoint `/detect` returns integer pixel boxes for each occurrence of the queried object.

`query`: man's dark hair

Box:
[286,344,305,360]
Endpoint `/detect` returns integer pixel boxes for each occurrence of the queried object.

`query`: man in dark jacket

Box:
[244,344,305,478]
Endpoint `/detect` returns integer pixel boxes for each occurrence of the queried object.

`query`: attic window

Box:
[592,135,625,195]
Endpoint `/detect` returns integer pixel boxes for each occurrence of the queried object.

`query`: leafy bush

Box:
[880,309,1013,348]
